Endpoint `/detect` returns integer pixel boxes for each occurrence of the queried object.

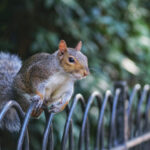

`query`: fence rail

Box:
[0,82,150,150]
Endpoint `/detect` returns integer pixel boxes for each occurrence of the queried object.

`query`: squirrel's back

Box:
[0,52,22,132]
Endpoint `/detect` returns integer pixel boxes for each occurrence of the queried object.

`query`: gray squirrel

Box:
[0,40,89,133]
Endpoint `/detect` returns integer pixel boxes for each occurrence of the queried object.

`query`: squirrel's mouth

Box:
[72,73,87,80]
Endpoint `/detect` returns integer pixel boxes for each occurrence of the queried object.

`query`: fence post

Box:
[114,81,128,146]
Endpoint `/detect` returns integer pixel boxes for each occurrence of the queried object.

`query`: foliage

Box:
[0,0,150,149]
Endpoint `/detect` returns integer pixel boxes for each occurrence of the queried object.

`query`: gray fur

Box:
[0,52,22,132]
[67,48,88,68]
[0,49,88,133]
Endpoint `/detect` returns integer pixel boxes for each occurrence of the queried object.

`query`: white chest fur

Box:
[44,72,73,103]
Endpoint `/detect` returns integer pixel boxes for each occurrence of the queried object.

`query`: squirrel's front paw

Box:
[49,104,62,113]
[31,95,44,117]
[49,100,69,113]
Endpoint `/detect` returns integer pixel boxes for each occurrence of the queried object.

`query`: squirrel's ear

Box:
[59,40,67,53]
[75,41,82,51]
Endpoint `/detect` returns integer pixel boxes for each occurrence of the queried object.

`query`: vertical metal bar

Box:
[137,85,150,135]
[144,94,150,150]
[43,107,54,150]
[94,90,112,150]
[145,94,150,131]
[79,92,102,150]
[61,94,85,150]
[114,81,128,146]
[126,84,141,140]
[17,102,35,150]
[48,124,54,150]
[102,96,113,150]
[100,121,104,150]
[69,120,73,150]
[42,113,54,150]
[85,120,90,150]
[109,89,121,148]
[136,85,150,150]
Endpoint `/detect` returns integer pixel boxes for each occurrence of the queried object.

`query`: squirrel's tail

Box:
[0,52,22,78]
[0,52,22,132]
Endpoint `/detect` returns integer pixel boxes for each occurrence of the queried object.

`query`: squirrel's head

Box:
[57,40,89,80]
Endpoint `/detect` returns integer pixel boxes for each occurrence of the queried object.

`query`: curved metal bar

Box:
[17,102,35,150]
[136,85,150,135]
[0,100,25,122]
[109,89,121,147]
[44,107,54,150]
[101,94,113,150]
[126,84,141,138]
[61,94,86,150]
[94,90,112,150]
[79,91,102,150]
[42,113,54,150]
[0,100,30,150]
[127,84,141,117]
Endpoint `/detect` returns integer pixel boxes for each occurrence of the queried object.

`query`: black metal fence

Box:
[0,82,150,150]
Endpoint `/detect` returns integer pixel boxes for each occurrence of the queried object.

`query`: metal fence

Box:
[0,82,150,150]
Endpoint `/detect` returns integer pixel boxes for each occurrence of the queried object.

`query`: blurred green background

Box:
[0,0,150,149]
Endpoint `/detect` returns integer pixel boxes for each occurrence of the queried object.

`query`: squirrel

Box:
[0,40,89,133]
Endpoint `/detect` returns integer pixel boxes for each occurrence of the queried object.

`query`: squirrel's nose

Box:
[83,68,90,77]
[83,72,88,77]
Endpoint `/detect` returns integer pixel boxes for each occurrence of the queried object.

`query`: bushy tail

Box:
[0,52,22,78]
[0,52,22,132]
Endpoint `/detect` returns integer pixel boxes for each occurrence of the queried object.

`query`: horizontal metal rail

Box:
[111,132,150,150]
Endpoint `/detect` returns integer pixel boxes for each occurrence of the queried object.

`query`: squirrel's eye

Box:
[68,57,75,63]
